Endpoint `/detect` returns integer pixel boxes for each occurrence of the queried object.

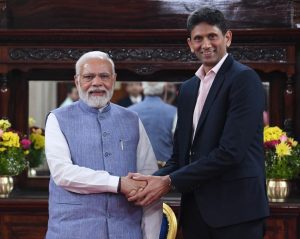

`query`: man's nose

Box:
[92,75,104,85]
[202,38,211,49]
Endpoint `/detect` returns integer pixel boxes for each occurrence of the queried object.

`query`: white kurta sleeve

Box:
[137,119,163,239]
[45,113,119,194]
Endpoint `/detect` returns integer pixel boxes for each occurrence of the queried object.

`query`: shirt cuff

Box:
[108,175,120,193]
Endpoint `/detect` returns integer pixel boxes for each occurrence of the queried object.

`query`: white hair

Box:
[142,82,165,96]
[75,51,115,75]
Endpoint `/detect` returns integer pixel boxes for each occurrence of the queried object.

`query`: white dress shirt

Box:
[45,112,162,239]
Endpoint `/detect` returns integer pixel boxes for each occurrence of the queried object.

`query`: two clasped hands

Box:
[120,174,172,206]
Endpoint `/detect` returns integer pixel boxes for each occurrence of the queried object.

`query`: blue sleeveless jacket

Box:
[46,100,143,239]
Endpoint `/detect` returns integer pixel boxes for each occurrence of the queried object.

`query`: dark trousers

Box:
[180,194,265,239]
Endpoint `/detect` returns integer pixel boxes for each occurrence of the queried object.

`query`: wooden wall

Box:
[2,0,296,29]
[0,0,300,139]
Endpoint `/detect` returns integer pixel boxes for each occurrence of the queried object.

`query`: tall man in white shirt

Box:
[45,51,162,239]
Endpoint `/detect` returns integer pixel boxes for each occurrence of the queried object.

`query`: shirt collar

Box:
[78,99,111,114]
[130,95,142,104]
[195,53,228,81]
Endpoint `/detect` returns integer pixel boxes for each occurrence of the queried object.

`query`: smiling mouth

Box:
[202,51,214,57]
[89,90,106,96]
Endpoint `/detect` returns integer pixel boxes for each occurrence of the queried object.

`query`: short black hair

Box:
[187,7,228,35]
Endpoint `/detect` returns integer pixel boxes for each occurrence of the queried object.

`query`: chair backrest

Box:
[159,203,178,239]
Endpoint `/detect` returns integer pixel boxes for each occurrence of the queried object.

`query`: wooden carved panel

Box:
[265,216,298,239]
[0,45,293,77]
[0,215,48,239]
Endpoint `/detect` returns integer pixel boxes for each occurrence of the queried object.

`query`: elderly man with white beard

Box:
[45,51,162,239]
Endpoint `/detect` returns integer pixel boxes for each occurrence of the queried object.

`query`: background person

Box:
[117,82,144,107]
[129,82,177,167]
[59,86,79,107]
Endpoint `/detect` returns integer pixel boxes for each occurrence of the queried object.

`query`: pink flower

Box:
[0,129,3,137]
[21,138,32,149]
[280,135,288,143]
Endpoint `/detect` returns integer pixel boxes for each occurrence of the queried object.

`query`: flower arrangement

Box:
[27,126,45,168]
[25,117,45,168]
[264,126,300,179]
[0,119,29,175]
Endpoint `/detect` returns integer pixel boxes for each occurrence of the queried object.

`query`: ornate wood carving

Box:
[0,74,10,118]
[7,46,287,63]
[8,47,197,62]
[284,76,295,136]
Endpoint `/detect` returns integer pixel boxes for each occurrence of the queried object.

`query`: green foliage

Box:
[265,145,300,180]
[0,147,28,175]
[27,148,45,168]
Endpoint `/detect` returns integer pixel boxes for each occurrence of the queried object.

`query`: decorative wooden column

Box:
[0,74,10,119]
[284,75,295,136]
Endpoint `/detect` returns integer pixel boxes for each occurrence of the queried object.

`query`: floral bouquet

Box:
[26,117,45,168]
[27,126,45,168]
[0,119,29,175]
[264,126,300,180]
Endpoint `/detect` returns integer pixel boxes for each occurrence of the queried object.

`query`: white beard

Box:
[78,86,114,108]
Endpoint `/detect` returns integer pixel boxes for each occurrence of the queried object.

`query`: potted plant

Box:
[0,119,30,197]
[264,126,300,201]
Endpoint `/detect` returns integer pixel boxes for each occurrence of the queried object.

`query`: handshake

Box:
[120,173,172,206]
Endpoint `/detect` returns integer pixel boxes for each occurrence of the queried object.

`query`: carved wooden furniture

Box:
[1,191,300,239]
[0,1,300,238]
[164,196,300,239]
[0,28,299,188]
[0,29,298,132]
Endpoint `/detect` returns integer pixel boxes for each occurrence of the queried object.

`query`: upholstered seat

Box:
[159,203,177,239]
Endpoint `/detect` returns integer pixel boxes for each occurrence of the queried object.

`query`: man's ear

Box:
[225,30,232,48]
[187,38,194,53]
[74,75,79,88]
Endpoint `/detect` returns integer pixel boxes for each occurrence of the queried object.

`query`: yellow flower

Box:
[289,138,298,147]
[30,133,45,150]
[275,142,291,157]
[264,126,284,142]
[32,128,43,135]
[0,119,11,131]
[0,132,20,148]
[24,150,29,155]
[0,147,6,152]
[28,117,36,128]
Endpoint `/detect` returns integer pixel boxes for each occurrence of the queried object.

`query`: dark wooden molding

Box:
[6,46,287,63]
[0,29,300,44]
[1,193,300,239]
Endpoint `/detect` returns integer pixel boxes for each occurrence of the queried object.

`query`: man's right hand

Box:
[120,176,147,198]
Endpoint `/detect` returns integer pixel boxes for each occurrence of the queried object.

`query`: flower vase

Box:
[267,179,290,202]
[0,176,14,198]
